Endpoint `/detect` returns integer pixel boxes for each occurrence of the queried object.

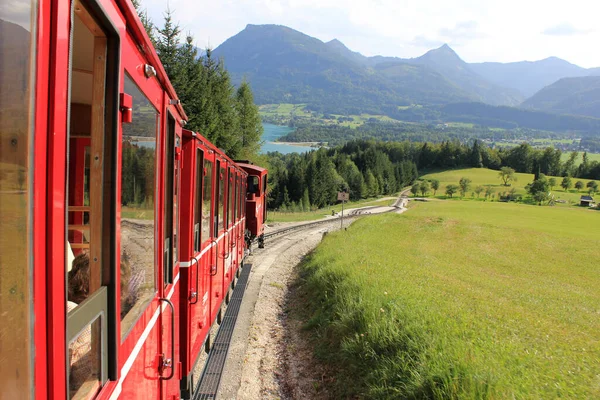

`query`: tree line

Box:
[133,1,262,160]
[266,142,418,211]
[280,121,579,148]
[267,138,600,211]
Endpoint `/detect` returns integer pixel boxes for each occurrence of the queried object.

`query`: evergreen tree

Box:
[155,8,182,83]
[236,80,263,158]
[302,189,311,211]
[131,0,155,42]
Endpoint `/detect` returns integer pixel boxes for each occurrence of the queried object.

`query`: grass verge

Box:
[295,201,600,398]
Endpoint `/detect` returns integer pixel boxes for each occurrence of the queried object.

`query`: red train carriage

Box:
[0,0,266,399]
[238,163,268,248]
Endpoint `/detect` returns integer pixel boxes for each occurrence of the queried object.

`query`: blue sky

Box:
[140,0,600,68]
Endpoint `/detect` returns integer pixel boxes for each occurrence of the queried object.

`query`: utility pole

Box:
[337,191,349,230]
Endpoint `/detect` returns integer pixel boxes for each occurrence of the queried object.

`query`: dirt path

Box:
[216,197,408,399]
[217,220,345,399]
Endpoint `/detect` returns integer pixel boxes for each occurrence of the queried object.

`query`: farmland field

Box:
[421,168,597,205]
[296,201,600,398]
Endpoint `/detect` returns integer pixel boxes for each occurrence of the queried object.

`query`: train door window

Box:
[163,114,176,285]
[0,0,36,397]
[119,74,158,339]
[194,149,204,252]
[213,160,220,236]
[218,165,226,232]
[202,159,213,241]
[228,169,234,227]
[234,175,239,221]
[263,174,268,223]
[65,1,119,397]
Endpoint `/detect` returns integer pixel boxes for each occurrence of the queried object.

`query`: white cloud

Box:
[140,0,600,68]
[0,0,33,30]
[542,23,592,36]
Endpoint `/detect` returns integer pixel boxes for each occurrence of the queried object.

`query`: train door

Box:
[180,139,213,397]
[225,166,236,289]
[116,24,180,400]
[211,158,226,323]
[159,111,182,399]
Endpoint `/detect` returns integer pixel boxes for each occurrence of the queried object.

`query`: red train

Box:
[0,0,267,399]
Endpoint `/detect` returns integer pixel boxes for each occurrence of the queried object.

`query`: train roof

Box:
[237,163,268,175]
[183,129,247,172]
[118,0,187,121]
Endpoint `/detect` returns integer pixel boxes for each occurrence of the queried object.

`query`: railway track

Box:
[263,200,405,241]
[193,195,408,398]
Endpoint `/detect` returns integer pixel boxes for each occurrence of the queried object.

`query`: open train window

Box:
[64,0,120,396]
[194,149,204,252]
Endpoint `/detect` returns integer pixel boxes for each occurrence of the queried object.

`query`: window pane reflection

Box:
[120,74,157,339]
[0,1,36,398]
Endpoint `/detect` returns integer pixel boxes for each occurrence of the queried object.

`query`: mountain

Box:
[212,25,477,113]
[469,57,591,97]
[324,38,368,66]
[521,76,600,118]
[406,44,524,106]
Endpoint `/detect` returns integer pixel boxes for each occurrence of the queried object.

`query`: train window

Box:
[120,74,158,339]
[228,170,234,227]
[202,159,213,240]
[263,174,268,223]
[194,149,204,252]
[0,0,36,396]
[234,175,239,221]
[263,174,268,195]
[218,166,226,232]
[248,175,259,194]
[67,315,102,398]
[163,114,176,285]
[213,161,220,236]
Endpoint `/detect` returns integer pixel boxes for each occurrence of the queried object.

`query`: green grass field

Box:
[420,168,597,205]
[560,151,600,165]
[267,197,395,223]
[259,103,399,128]
[296,201,600,398]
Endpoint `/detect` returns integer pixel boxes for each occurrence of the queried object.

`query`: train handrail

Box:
[189,256,199,305]
[159,298,175,380]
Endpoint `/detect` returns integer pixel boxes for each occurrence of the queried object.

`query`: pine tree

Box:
[235,80,263,158]
[302,189,310,212]
[155,8,182,86]
[131,0,156,44]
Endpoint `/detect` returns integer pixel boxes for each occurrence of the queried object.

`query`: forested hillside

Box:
[521,76,600,119]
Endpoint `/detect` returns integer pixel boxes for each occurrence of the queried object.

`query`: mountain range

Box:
[212,24,600,126]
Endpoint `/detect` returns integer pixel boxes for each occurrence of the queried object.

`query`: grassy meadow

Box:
[296,201,600,398]
[420,168,597,206]
[259,103,397,128]
[560,151,600,165]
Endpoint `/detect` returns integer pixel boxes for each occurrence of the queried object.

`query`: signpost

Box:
[337,191,349,229]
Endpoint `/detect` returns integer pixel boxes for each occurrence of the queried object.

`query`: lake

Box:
[260,123,315,154]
